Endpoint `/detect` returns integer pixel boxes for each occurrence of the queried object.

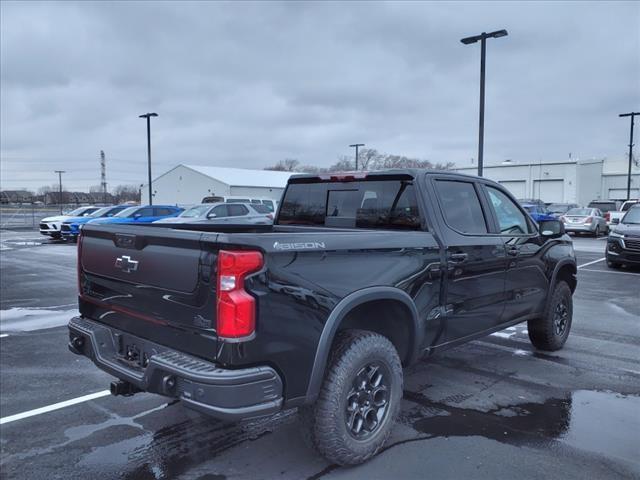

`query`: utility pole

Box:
[461,29,509,177]
[349,143,365,170]
[619,112,639,201]
[139,112,158,205]
[54,170,65,214]
[100,150,107,205]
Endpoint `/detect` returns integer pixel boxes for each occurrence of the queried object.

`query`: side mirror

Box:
[539,219,565,238]
[133,213,142,219]
[611,218,620,225]
[207,213,217,218]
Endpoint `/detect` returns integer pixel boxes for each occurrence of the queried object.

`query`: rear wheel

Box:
[594,225,600,237]
[528,281,572,351]
[300,329,402,466]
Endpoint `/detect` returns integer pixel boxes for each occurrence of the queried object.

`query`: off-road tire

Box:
[528,281,573,351]
[300,329,402,465]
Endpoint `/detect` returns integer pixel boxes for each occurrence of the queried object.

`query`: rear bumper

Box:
[68,316,283,421]
[565,224,597,233]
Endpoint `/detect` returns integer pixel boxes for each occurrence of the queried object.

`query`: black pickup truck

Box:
[69,170,577,465]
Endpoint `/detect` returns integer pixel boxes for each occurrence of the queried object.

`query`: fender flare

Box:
[304,286,420,403]
[550,258,577,293]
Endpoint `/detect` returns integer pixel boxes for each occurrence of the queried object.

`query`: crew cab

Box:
[68,170,577,466]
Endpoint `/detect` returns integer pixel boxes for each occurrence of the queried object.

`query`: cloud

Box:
[1,1,639,191]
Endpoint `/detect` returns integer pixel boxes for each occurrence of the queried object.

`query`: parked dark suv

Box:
[69,170,576,465]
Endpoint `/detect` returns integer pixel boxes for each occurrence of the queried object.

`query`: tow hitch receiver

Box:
[110,380,140,397]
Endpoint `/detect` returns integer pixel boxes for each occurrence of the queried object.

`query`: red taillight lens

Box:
[267,213,274,220]
[604,212,610,221]
[216,250,263,339]
[584,216,593,224]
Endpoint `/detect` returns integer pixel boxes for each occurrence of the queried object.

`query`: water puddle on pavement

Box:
[404,389,640,465]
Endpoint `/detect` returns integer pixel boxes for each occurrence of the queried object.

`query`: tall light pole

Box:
[139,112,158,205]
[54,170,65,214]
[619,112,639,201]
[461,29,508,177]
[349,143,365,170]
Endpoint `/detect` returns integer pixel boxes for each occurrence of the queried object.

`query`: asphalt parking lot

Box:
[1,231,639,480]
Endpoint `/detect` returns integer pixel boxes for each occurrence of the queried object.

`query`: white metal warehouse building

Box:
[141,164,295,205]
[454,157,639,205]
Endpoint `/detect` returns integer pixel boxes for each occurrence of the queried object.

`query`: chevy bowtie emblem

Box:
[115,255,139,273]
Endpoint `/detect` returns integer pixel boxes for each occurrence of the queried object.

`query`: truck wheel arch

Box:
[304,287,421,403]
[550,260,577,294]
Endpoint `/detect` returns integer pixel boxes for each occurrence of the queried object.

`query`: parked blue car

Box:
[61,205,130,241]
[87,205,183,226]
[521,203,556,223]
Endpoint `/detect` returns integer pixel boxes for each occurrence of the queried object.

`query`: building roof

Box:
[182,164,294,188]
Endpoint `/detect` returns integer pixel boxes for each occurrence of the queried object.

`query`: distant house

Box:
[141,164,296,205]
[0,190,34,204]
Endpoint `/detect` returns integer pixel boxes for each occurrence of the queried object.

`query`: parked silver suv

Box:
[153,202,273,225]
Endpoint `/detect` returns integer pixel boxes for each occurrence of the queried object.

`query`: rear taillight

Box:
[584,216,593,224]
[604,212,610,221]
[267,213,274,220]
[559,216,566,222]
[77,232,84,294]
[216,250,263,339]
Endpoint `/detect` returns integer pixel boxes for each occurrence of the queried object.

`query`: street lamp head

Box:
[139,112,158,118]
[349,143,365,148]
[460,35,481,45]
[489,29,508,38]
[461,29,508,44]
[619,112,640,118]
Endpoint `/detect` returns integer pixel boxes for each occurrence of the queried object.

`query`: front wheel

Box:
[594,226,600,237]
[300,330,402,466]
[528,281,573,351]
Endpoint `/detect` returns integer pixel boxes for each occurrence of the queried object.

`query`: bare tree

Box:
[265,158,301,171]
[112,184,140,203]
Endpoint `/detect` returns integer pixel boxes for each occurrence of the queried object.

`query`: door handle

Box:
[506,247,519,256]
[450,253,468,263]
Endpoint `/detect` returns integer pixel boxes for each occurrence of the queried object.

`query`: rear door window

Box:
[435,180,487,234]
[228,204,249,216]
[154,208,174,216]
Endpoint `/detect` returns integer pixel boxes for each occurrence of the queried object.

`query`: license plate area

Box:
[114,333,159,370]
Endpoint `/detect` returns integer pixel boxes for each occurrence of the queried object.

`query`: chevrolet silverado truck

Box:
[68,170,577,465]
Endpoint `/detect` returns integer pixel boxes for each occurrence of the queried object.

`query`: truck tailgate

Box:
[78,224,220,361]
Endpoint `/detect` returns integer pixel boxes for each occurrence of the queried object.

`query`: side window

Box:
[154,208,173,216]
[435,180,487,234]
[486,187,532,235]
[211,205,228,217]
[262,200,274,212]
[228,204,249,216]
[134,208,154,217]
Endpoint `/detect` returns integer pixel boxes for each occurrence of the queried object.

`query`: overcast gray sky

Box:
[1,1,639,191]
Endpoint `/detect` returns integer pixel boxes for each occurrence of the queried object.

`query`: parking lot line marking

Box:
[0,390,110,425]
[579,268,640,276]
[577,257,606,269]
[0,334,8,338]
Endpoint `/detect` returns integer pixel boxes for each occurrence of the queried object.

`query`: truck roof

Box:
[288,169,487,183]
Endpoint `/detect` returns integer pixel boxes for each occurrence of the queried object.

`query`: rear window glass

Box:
[278,179,421,230]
